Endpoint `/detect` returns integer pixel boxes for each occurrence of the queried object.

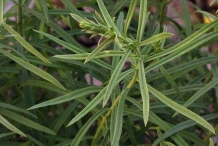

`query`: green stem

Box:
[91,94,121,146]
[91,68,138,146]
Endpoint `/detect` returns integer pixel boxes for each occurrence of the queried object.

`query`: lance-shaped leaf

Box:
[85,38,113,63]
[0,109,56,135]
[67,69,133,127]
[26,134,45,146]
[67,87,106,127]
[0,115,26,137]
[25,8,82,48]
[139,33,174,46]
[95,11,106,25]
[2,22,51,64]
[124,0,137,35]
[111,88,129,146]
[70,13,86,23]
[28,86,102,110]
[126,97,190,145]
[174,76,218,117]
[54,50,136,60]
[147,84,215,134]
[96,0,119,34]
[145,19,218,62]
[38,0,49,22]
[34,30,113,70]
[138,60,149,126]
[0,102,36,118]
[180,0,192,36]
[0,48,65,90]
[159,66,180,94]
[103,49,131,106]
[137,0,147,42]
[70,109,108,146]
[153,114,218,146]
[62,0,83,17]
[145,31,218,73]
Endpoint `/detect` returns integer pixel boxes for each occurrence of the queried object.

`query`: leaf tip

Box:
[27,107,34,110]
[84,59,89,64]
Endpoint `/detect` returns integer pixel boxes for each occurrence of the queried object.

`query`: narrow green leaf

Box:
[34,30,82,53]
[157,129,165,146]
[21,80,69,95]
[148,56,218,82]
[0,115,26,137]
[124,0,137,35]
[145,31,218,73]
[159,66,180,94]
[54,51,136,60]
[85,38,113,63]
[149,112,189,146]
[173,76,218,116]
[146,8,160,39]
[95,11,106,25]
[2,22,51,64]
[110,95,117,141]
[47,102,79,145]
[148,85,215,134]
[139,33,174,46]
[52,102,78,133]
[103,49,131,106]
[138,60,149,126]
[26,134,45,146]
[0,109,56,135]
[100,131,109,146]
[111,88,129,146]
[124,117,137,146]
[35,30,113,70]
[145,19,218,62]
[153,114,218,146]
[70,109,108,146]
[28,86,102,110]
[112,12,124,70]
[67,69,133,127]
[0,103,36,118]
[62,0,83,17]
[67,87,106,127]
[126,98,189,146]
[137,0,147,42]
[165,142,175,146]
[0,48,65,90]
[96,0,119,34]
[25,8,82,48]
[180,0,192,36]
[0,132,15,139]
[110,0,128,17]
[210,53,218,102]
[180,131,207,146]
[0,0,3,25]
[70,13,86,23]
[38,0,49,22]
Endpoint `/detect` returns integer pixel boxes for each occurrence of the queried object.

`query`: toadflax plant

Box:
[1,0,218,145]
[30,0,218,145]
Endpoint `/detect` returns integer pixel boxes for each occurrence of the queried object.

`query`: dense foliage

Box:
[0,0,218,145]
